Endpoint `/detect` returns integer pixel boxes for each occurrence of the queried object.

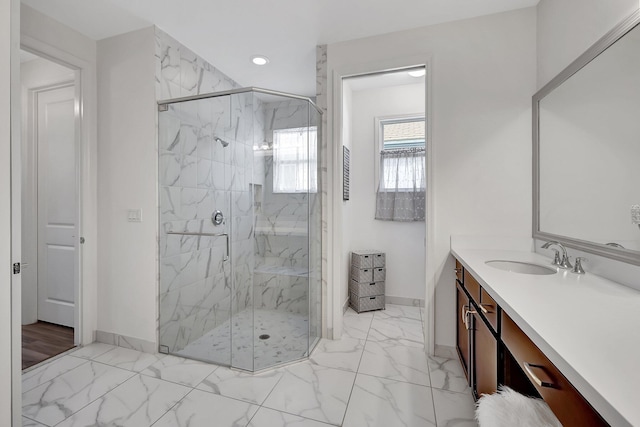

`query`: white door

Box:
[36,84,77,327]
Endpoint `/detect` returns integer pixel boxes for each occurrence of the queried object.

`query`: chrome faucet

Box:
[541,241,573,269]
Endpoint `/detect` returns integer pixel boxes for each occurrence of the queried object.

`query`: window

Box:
[382,118,425,150]
[273,126,318,193]
[379,117,425,190]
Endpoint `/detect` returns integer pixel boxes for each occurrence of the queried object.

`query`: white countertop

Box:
[451,238,640,427]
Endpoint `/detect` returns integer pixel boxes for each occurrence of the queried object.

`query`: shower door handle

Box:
[166,231,229,261]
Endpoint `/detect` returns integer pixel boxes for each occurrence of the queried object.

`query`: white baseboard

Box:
[434,344,457,359]
[385,296,425,307]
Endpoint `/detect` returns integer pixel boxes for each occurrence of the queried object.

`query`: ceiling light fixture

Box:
[251,55,269,66]
[408,69,426,78]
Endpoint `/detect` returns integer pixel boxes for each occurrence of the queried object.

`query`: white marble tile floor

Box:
[21,304,477,427]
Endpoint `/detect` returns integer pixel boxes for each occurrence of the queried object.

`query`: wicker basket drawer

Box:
[350,279,385,297]
[373,267,386,282]
[373,253,386,267]
[351,251,374,268]
[351,266,373,282]
[350,293,385,313]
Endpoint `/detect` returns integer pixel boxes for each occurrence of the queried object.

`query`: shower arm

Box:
[166,231,229,261]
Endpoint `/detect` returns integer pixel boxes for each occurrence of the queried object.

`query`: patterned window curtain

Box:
[375,147,426,221]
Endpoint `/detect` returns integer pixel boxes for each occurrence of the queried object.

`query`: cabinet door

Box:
[474,312,498,397]
[456,283,471,381]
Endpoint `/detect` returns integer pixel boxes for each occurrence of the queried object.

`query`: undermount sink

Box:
[485,260,557,275]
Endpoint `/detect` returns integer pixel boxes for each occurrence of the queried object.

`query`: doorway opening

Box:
[339,67,428,324]
[20,49,80,370]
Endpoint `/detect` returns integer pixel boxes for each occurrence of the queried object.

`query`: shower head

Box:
[214,136,230,147]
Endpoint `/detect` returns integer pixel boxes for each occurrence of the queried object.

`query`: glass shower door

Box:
[158,95,234,366]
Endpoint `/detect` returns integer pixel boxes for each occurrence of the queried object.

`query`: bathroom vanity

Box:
[452,9,640,426]
[451,237,640,427]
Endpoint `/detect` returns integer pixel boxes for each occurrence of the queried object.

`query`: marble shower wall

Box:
[156,28,258,354]
[253,100,318,315]
[315,45,328,339]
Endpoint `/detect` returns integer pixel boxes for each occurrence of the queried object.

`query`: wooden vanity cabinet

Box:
[453,256,609,426]
[502,312,608,427]
[456,282,471,380]
[455,265,498,397]
[473,311,498,397]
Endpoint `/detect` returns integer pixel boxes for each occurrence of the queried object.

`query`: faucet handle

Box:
[571,257,587,274]
[550,249,562,266]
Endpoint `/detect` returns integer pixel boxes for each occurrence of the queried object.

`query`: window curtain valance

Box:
[375,147,425,221]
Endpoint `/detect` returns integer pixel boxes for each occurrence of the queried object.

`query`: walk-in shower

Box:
[158,88,321,372]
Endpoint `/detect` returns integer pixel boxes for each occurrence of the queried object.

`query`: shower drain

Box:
[259,334,270,340]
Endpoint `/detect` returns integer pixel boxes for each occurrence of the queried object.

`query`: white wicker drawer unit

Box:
[350,250,386,313]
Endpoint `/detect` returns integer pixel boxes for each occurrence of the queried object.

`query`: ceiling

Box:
[345,68,425,92]
[22,0,539,97]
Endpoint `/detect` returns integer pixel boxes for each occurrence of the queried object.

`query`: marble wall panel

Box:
[156,28,255,353]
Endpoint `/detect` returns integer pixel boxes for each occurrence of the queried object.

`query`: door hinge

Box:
[80,237,85,244]
[12,263,20,274]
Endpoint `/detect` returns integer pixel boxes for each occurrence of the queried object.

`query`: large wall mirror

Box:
[534,10,640,265]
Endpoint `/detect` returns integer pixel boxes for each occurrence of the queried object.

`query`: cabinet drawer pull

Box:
[461,304,468,325]
[463,308,477,330]
[479,303,494,314]
[523,362,555,388]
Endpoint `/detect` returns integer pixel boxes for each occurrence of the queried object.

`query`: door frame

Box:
[19,35,98,350]
[21,48,83,346]
[329,54,435,354]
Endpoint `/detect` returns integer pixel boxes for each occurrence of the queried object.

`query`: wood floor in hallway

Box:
[22,321,75,370]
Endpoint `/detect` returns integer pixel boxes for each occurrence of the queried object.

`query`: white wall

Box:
[1,0,19,421]
[97,27,157,344]
[327,7,536,347]
[537,0,638,88]
[20,57,75,325]
[21,4,98,345]
[342,82,426,307]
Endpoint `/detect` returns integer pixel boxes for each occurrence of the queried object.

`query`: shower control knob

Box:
[212,210,225,226]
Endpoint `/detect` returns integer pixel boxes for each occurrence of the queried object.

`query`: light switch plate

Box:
[128,209,142,222]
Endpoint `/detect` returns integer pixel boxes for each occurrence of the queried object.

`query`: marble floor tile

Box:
[94,346,164,372]
[22,356,88,393]
[432,388,478,427]
[263,362,356,426]
[22,361,135,426]
[341,313,373,340]
[196,365,282,405]
[358,340,430,386]
[55,374,191,427]
[367,317,425,348]
[68,342,117,360]
[154,389,259,427]
[22,417,47,427]
[309,336,365,372]
[374,304,422,322]
[344,307,373,318]
[428,356,471,394]
[141,354,217,387]
[248,407,334,427]
[342,373,437,427]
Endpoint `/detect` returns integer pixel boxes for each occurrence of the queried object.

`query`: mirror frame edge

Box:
[533,8,640,266]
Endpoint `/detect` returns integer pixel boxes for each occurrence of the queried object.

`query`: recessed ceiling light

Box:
[408,69,425,77]
[251,55,269,66]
